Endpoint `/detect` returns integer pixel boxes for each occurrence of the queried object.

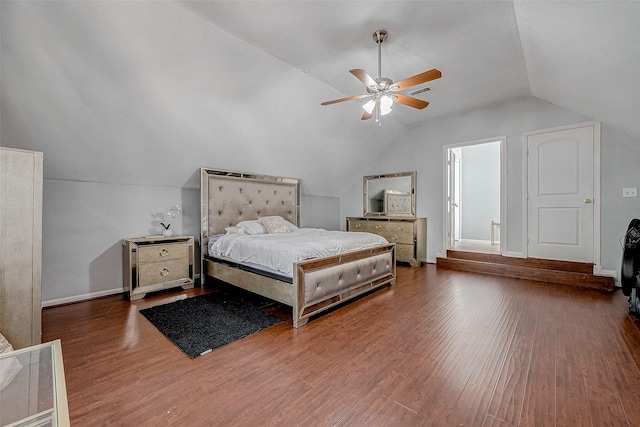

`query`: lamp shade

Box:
[363,99,376,114]
[380,95,393,115]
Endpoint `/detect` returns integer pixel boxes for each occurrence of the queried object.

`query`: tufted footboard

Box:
[292,244,396,327]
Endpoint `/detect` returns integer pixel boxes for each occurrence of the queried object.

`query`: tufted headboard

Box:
[200,168,300,247]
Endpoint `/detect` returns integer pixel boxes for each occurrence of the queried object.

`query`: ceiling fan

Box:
[321,29,441,125]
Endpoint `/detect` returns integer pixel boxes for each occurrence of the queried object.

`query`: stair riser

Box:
[446,250,593,274]
[436,257,614,292]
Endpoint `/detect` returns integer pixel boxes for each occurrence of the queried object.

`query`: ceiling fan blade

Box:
[321,94,368,106]
[393,69,442,91]
[394,94,429,110]
[350,69,379,91]
[361,110,373,120]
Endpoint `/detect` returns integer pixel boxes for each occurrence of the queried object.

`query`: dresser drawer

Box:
[138,259,189,287]
[346,217,426,266]
[396,243,415,259]
[381,230,413,245]
[349,220,384,234]
[385,221,414,234]
[138,242,187,263]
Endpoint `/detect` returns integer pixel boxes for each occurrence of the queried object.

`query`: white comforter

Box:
[209,228,388,276]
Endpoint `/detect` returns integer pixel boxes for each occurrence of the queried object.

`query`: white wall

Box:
[0,2,351,304]
[40,177,338,304]
[460,141,501,240]
[341,95,640,275]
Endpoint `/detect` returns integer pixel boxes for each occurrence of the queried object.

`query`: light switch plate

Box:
[623,187,637,198]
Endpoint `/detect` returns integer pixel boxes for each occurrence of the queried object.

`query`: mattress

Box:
[209,228,388,276]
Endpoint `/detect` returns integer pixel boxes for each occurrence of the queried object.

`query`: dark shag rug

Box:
[139,292,283,358]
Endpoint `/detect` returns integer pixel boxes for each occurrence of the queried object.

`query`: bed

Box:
[200,168,396,327]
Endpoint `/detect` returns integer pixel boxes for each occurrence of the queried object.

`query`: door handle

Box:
[584,198,592,204]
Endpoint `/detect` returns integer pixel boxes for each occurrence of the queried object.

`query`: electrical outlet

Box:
[623,187,638,198]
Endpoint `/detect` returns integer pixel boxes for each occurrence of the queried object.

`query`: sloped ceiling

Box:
[184,1,640,136]
[3,1,639,199]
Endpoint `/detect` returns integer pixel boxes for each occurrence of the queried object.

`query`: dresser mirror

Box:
[363,171,416,217]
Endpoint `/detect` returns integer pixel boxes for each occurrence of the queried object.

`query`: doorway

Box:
[444,137,505,255]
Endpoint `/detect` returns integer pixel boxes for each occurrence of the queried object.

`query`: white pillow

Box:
[0,333,22,392]
[0,333,13,354]
[236,220,268,235]
[224,226,246,234]
[260,216,298,234]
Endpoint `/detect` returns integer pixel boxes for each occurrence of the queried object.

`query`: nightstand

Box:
[122,235,195,301]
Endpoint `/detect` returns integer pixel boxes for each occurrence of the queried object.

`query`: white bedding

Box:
[209,228,388,276]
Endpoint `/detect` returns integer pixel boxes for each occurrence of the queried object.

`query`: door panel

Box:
[527,125,594,262]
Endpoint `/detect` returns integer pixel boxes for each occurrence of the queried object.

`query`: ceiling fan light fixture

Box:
[380,95,393,116]
[363,99,376,114]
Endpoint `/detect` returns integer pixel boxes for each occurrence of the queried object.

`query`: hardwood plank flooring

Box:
[42,265,640,426]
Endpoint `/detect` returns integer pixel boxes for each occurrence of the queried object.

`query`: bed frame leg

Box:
[293,315,309,328]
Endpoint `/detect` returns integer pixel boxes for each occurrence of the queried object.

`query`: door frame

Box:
[522,121,601,272]
[442,136,507,257]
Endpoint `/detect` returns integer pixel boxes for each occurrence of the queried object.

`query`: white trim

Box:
[42,273,202,307]
[442,136,506,258]
[42,288,125,308]
[505,251,526,258]
[522,121,601,272]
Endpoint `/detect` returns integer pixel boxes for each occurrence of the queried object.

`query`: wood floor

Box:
[42,265,640,426]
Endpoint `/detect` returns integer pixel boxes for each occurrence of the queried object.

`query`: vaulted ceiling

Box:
[3,1,639,198]
[184,1,640,135]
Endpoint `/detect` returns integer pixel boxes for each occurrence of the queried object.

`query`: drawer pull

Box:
[160,249,169,257]
[355,224,361,228]
[160,268,169,277]
[375,225,382,229]
[390,235,398,241]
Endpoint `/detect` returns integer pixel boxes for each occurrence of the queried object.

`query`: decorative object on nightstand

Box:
[160,205,182,237]
[122,235,195,300]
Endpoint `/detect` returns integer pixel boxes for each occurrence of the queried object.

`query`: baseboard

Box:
[42,273,202,308]
[505,251,526,258]
[594,266,619,286]
[42,287,125,308]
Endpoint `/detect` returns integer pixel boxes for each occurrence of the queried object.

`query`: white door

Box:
[447,149,460,248]
[527,124,596,262]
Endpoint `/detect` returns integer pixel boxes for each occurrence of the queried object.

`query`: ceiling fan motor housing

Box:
[373,29,388,44]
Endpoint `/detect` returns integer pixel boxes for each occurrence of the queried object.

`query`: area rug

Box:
[139,292,283,358]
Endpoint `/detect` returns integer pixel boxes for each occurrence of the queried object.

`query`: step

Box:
[436,252,614,292]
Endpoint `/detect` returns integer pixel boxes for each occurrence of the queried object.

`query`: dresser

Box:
[347,217,426,266]
[122,235,195,300]
[0,148,43,349]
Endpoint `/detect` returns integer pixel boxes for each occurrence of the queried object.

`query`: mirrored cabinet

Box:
[348,171,426,266]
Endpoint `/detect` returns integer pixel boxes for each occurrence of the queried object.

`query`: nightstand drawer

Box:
[138,259,189,287]
[138,242,187,263]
